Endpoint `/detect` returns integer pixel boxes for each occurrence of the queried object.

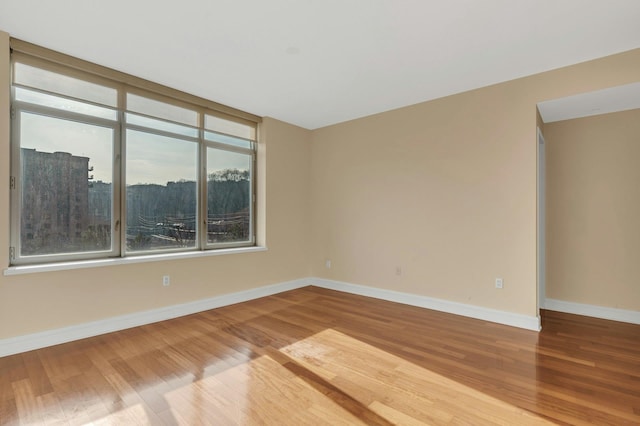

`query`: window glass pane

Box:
[15,87,117,120]
[207,148,251,244]
[19,112,114,256]
[205,131,253,149]
[126,113,198,138]
[127,93,198,127]
[126,129,198,252]
[14,62,117,107]
[205,114,256,140]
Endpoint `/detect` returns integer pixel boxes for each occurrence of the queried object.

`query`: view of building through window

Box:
[19,111,114,256]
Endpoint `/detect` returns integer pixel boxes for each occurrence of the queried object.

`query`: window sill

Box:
[3,246,268,276]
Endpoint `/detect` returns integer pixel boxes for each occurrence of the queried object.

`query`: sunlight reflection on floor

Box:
[278,328,553,425]
[156,328,554,425]
[89,403,148,425]
[162,349,364,425]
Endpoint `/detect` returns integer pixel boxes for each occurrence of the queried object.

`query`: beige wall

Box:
[2,26,640,340]
[0,31,312,339]
[310,48,640,318]
[545,109,640,310]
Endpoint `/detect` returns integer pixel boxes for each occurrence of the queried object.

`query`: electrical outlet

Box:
[495,278,503,289]
[163,275,170,286]
[325,259,331,269]
[395,266,402,276]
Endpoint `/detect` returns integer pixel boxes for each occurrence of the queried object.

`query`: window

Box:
[9,41,259,265]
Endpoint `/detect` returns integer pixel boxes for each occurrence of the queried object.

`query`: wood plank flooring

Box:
[1,286,639,425]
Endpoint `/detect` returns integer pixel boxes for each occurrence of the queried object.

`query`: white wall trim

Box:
[1,277,547,358]
[545,299,640,325]
[5,280,638,359]
[0,279,307,358]
[309,278,541,332]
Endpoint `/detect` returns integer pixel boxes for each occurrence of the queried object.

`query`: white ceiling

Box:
[1,1,640,129]
[538,82,640,123]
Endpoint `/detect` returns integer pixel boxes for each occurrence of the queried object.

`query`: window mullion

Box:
[9,95,22,263]
[125,122,199,144]
[12,100,117,128]
[117,85,127,257]
[199,110,207,250]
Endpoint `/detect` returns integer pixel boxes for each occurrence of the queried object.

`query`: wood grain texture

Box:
[0,286,638,425]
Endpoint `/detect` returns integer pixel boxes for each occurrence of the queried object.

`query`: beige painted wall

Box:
[2,26,640,339]
[545,109,640,310]
[0,31,312,339]
[310,48,640,318]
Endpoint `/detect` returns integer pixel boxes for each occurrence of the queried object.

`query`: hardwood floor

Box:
[1,286,639,425]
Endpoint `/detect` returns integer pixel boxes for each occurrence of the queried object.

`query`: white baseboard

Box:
[544,299,640,325]
[0,277,546,358]
[0,279,308,358]
[308,278,541,332]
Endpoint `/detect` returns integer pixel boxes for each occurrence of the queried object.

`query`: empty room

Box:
[1,1,639,424]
